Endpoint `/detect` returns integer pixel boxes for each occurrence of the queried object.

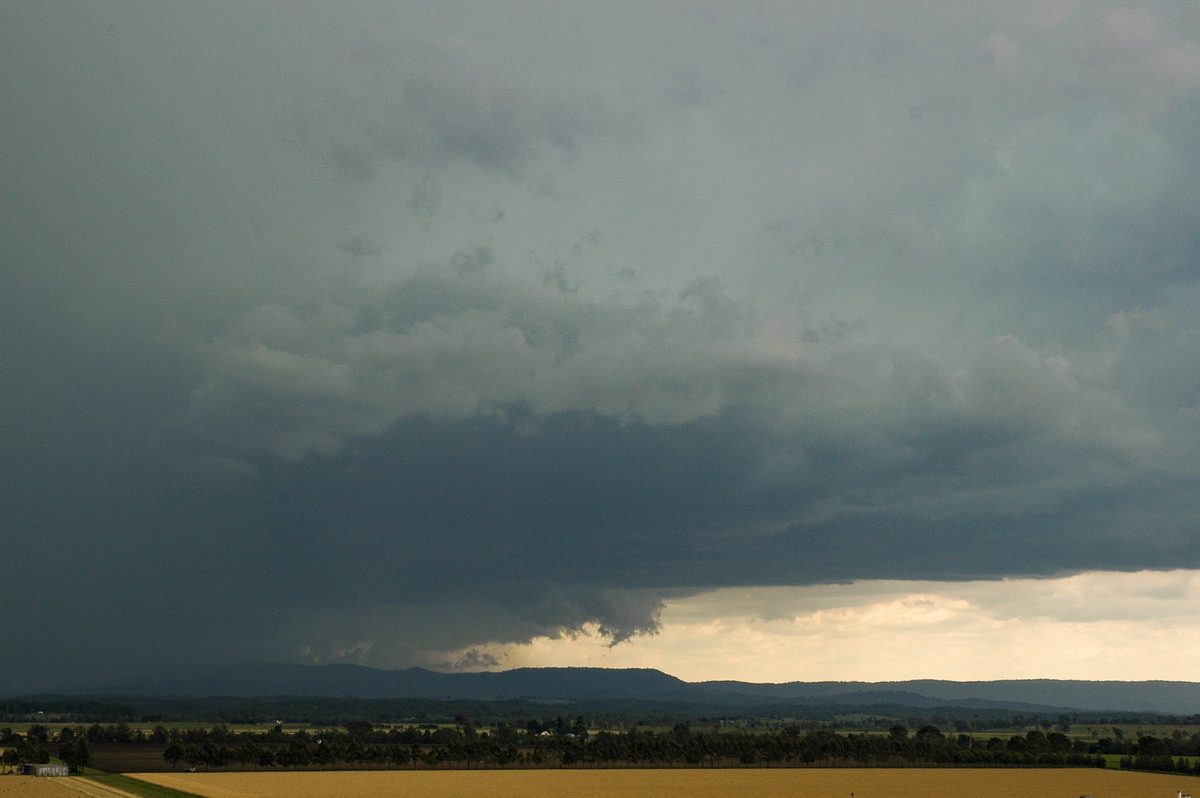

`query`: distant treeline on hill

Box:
[12,721,1197,772]
[5,694,1199,729]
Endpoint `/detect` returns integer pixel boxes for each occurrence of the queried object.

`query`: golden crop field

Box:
[134,767,1200,798]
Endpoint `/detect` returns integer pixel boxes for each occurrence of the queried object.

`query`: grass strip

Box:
[83,771,208,798]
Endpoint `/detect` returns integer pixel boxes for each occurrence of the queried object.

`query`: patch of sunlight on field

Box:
[133,768,1200,798]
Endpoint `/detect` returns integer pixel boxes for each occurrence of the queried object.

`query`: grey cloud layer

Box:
[3,1,1200,692]
[281,35,635,180]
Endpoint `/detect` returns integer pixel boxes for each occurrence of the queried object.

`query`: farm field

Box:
[0,776,140,798]
[134,767,1200,798]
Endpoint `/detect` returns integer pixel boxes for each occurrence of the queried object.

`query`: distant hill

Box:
[70,663,1200,715]
[111,664,690,703]
[692,678,1200,715]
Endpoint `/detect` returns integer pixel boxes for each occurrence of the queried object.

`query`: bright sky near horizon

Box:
[444,571,1200,682]
[4,2,1200,694]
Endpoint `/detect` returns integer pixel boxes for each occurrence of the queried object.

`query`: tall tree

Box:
[60,735,92,771]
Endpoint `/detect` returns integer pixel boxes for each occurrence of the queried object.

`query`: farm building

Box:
[24,763,69,776]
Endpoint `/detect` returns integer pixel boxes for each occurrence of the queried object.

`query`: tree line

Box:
[135,722,1116,771]
[148,722,1115,771]
[7,694,1197,729]
[12,720,1200,774]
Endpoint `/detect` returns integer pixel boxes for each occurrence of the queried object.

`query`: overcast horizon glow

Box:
[436,570,1200,683]
[4,2,1200,694]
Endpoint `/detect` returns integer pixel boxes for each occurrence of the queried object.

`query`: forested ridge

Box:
[49,665,1200,715]
[7,693,1198,728]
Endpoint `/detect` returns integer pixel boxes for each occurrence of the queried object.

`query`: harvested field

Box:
[0,776,140,798]
[134,767,1200,798]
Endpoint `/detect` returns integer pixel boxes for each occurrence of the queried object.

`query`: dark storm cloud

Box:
[282,39,635,180]
[337,236,384,257]
[450,244,494,274]
[661,69,722,108]
[5,1,1200,693]
[175,279,1162,588]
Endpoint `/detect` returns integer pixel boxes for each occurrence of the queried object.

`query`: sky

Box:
[3,1,1200,695]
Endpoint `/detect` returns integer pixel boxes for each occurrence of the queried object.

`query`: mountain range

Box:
[77,663,1200,716]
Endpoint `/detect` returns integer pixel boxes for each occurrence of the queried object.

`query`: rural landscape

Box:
[10,0,1200,796]
[5,665,1200,796]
